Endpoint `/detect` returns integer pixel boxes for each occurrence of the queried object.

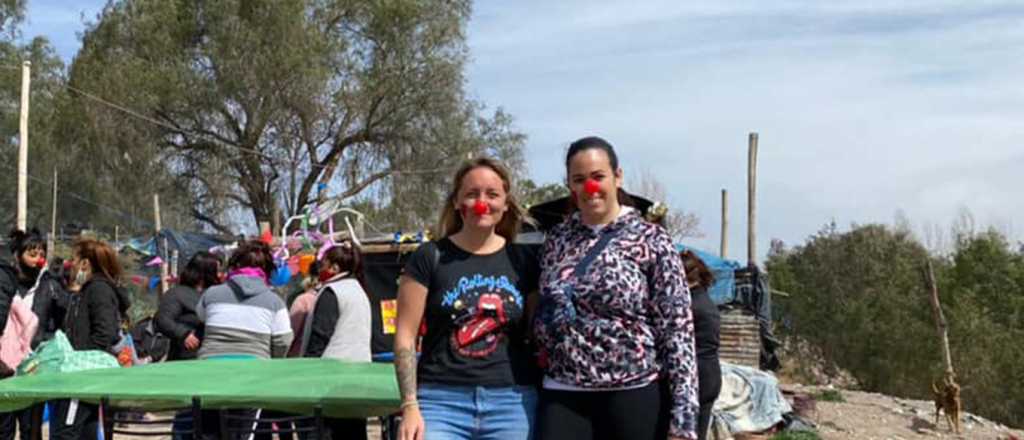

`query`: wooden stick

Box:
[154,194,169,294]
[48,167,57,257]
[720,189,728,258]
[923,260,954,375]
[747,133,759,267]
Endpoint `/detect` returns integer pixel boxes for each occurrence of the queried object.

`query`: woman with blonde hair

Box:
[395,157,540,440]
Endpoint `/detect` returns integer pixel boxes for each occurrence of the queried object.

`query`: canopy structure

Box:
[0,359,400,418]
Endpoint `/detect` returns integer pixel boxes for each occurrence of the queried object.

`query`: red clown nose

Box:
[583,179,601,196]
[472,200,490,216]
[37,258,47,268]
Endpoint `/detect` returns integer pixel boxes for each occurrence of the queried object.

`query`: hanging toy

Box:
[287,255,301,275]
[271,263,292,286]
[472,200,489,216]
[583,179,601,196]
[298,254,316,275]
[260,229,274,245]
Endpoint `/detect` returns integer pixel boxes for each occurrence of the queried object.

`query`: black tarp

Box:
[363,249,415,355]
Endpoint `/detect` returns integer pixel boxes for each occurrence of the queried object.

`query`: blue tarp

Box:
[676,244,743,305]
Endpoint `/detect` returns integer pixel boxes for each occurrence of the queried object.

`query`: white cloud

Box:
[467,1,1024,260]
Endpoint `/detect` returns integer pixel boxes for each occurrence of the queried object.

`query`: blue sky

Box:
[22,1,1024,260]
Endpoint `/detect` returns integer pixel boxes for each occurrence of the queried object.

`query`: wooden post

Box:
[16,61,30,230]
[48,167,57,257]
[154,194,169,294]
[720,189,728,258]
[271,203,281,237]
[114,225,119,244]
[923,260,954,375]
[747,133,759,267]
[171,250,179,279]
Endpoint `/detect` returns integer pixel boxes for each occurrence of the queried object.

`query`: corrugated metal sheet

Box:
[719,309,760,369]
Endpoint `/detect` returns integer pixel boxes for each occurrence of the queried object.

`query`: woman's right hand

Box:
[398,405,425,440]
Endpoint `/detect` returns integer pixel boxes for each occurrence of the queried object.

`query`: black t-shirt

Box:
[403,237,540,387]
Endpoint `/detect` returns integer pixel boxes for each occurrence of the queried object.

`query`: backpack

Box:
[0,295,39,374]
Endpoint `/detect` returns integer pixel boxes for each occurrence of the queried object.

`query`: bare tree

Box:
[627,169,702,241]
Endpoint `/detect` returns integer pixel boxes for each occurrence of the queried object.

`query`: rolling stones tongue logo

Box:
[450,293,509,358]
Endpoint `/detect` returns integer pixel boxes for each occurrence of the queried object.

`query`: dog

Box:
[932,371,962,434]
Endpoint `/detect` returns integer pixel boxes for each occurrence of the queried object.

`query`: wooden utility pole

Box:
[720,189,728,258]
[48,168,57,257]
[923,260,955,375]
[16,61,30,230]
[747,133,759,267]
[154,194,169,294]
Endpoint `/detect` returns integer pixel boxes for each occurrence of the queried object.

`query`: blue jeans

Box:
[418,383,537,440]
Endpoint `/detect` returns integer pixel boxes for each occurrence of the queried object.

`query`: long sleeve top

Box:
[534,209,699,438]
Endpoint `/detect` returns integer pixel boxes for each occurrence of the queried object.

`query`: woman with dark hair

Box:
[395,157,540,440]
[195,241,293,440]
[299,239,372,439]
[680,250,722,440]
[52,238,131,440]
[534,136,698,440]
[156,251,222,361]
[196,240,292,360]
[0,229,70,440]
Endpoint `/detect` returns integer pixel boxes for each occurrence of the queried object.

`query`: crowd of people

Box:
[0,135,722,440]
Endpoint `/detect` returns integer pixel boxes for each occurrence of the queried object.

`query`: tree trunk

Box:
[922,260,955,376]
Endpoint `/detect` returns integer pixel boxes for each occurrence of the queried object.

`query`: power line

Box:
[0,160,183,228]
[64,84,278,162]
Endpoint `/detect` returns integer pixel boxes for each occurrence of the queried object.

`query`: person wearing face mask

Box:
[294,239,372,439]
[286,261,320,358]
[394,157,541,440]
[156,251,222,361]
[53,238,132,440]
[534,137,699,440]
[0,229,70,440]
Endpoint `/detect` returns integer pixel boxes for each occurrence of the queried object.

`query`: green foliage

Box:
[519,179,569,208]
[814,389,845,403]
[770,224,1024,427]
[59,0,524,234]
[0,0,25,36]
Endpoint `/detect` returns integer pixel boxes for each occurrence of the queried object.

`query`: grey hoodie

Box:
[196,275,293,359]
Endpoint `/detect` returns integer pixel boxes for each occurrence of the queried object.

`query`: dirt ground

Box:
[783,384,1024,440]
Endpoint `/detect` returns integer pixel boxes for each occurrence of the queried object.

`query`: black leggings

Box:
[536,381,669,440]
[0,404,44,440]
[49,400,98,440]
[697,358,722,440]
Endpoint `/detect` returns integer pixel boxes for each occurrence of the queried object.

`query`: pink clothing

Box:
[286,291,319,357]
[228,267,269,284]
[1,296,39,372]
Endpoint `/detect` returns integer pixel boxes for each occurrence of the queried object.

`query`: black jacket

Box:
[0,264,17,333]
[0,264,70,348]
[691,286,721,360]
[63,275,131,352]
[155,284,204,361]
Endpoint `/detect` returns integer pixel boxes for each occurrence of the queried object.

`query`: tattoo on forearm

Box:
[395,347,418,402]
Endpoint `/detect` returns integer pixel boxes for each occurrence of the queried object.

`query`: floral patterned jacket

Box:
[535,209,698,438]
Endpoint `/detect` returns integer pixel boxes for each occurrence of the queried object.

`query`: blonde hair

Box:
[437,157,529,241]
